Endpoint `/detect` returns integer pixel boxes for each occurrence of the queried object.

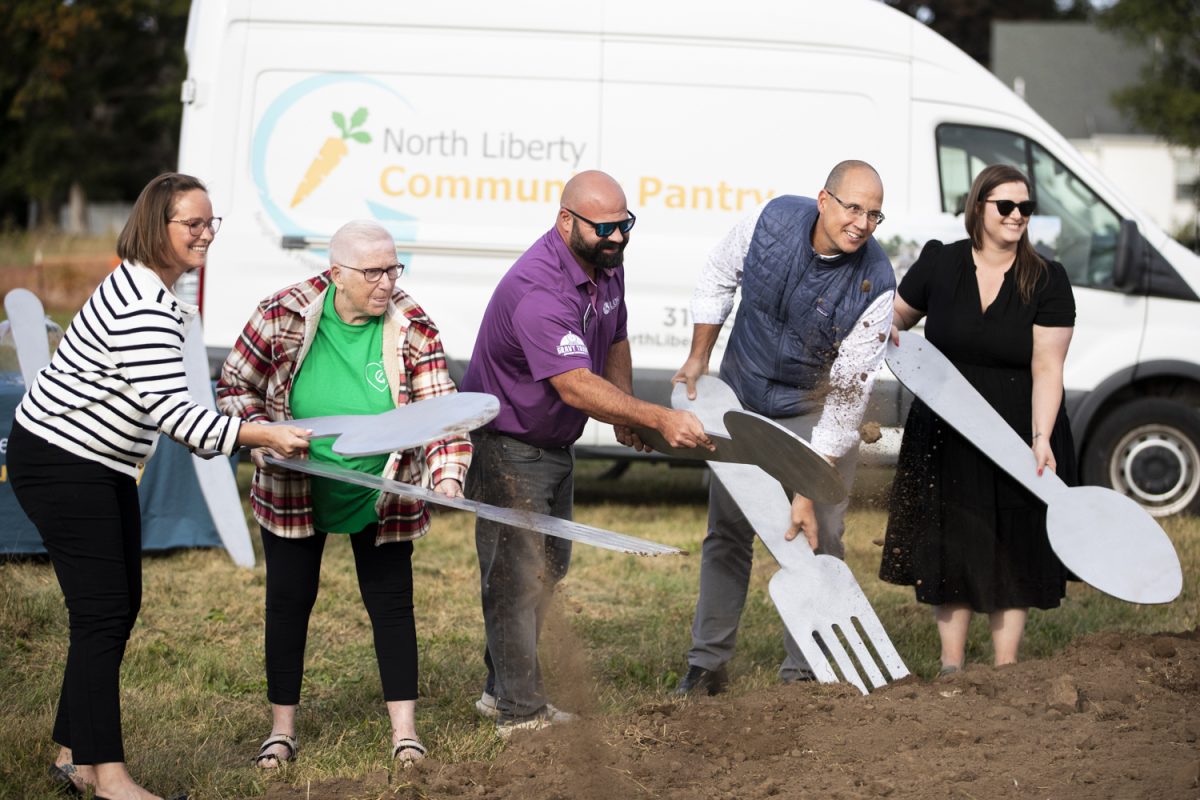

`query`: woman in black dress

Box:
[880,164,1076,675]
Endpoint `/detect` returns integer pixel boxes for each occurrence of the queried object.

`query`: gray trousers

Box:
[466,430,573,718]
[686,411,860,680]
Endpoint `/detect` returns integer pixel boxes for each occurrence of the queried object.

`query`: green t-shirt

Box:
[290,287,394,533]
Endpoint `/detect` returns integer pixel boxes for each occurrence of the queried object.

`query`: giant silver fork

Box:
[675,376,910,693]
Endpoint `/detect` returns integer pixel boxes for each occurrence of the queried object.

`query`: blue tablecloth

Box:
[0,374,228,555]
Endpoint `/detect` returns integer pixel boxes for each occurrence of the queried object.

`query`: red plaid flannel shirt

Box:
[216,271,472,543]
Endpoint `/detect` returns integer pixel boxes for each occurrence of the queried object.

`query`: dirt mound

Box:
[266,629,1200,800]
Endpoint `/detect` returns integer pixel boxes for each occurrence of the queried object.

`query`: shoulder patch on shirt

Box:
[556,332,589,357]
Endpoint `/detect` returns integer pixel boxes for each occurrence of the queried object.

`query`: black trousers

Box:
[260,525,417,705]
[7,420,142,765]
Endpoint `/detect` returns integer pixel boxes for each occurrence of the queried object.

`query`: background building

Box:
[993,21,1198,245]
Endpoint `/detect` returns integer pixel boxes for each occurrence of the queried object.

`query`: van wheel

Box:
[1082,398,1200,517]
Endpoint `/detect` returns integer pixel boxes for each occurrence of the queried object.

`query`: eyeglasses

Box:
[335,263,404,283]
[826,193,885,225]
[563,208,637,238]
[168,217,222,236]
[984,199,1037,218]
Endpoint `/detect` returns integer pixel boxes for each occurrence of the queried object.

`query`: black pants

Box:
[261,526,417,704]
[8,420,142,765]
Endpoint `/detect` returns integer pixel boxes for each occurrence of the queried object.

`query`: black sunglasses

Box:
[983,199,1037,218]
[563,208,637,238]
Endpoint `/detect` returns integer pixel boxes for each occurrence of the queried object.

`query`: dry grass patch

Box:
[1,460,1196,799]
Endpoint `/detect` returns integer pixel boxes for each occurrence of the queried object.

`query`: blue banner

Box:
[0,374,227,555]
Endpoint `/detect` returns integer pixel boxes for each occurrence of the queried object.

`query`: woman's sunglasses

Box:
[983,199,1037,218]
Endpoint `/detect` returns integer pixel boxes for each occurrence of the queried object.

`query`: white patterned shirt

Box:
[690,205,894,458]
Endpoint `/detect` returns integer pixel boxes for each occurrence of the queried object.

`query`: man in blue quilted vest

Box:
[671,160,896,694]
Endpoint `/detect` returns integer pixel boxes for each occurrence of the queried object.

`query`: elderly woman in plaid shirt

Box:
[217,219,471,769]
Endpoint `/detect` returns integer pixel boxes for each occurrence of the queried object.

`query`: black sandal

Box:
[255,733,298,769]
[47,763,84,796]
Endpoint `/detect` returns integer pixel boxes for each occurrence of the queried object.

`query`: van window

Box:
[936,124,1122,289]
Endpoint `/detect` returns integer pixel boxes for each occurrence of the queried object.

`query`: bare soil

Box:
[265,628,1200,800]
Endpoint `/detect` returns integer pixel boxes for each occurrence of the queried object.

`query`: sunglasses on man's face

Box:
[984,199,1037,218]
[563,208,637,238]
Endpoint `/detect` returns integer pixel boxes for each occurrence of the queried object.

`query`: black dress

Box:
[879,239,1077,612]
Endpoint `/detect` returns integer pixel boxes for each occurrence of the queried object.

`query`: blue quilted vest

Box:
[720,195,895,417]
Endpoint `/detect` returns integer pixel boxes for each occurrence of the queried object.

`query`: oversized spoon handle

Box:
[885,332,1068,502]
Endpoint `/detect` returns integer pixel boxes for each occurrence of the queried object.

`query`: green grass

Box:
[0,460,1197,799]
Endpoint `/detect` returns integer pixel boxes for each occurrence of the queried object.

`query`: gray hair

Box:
[329,219,395,267]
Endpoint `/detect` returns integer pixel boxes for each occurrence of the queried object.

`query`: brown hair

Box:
[116,172,208,267]
[964,164,1045,304]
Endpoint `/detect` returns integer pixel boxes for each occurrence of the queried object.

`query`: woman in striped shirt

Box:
[7,173,310,800]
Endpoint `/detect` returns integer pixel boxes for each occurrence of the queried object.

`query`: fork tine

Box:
[855,612,911,682]
[839,618,888,690]
[815,624,868,695]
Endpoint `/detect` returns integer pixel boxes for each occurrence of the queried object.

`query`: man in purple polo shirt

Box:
[462,170,709,736]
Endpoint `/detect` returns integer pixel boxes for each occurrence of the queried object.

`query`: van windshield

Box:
[937,124,1122,289]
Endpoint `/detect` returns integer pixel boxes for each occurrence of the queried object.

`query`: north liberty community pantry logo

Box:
[250,73,417,243]
[291,107,372,208]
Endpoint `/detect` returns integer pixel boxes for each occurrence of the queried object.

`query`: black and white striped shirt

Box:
[15,261,242,477]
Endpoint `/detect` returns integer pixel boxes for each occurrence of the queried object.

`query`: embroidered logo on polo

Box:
[602,298,621,315]
[365,361,388,392]
[556,332,589,357]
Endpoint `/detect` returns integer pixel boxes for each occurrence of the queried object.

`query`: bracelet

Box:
[1031,432,1043,441]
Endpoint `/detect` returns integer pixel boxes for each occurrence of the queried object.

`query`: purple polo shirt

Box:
[462,228,628,448]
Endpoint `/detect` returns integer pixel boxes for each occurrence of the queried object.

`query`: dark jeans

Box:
[8,420,142,765]
[466,430,573,718]
[260,525,417,704]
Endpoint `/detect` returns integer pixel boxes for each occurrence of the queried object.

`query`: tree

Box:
[1099,0,1200,151]
[881,0,1090,67]
[0,1,190,229]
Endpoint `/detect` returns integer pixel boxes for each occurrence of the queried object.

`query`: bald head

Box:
[560,170,627,216]
[824,160,882,196]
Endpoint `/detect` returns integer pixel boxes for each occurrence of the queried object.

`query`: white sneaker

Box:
[475,691,499,719]
[477,691,576,723]
[493,703,578,738]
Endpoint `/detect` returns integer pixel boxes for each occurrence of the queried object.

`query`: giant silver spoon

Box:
[269,392,500,456]
[886,331,1182,604]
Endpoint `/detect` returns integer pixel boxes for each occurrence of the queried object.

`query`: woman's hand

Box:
[239,423,311,459]
[1033,435,1056,476]
[434,478,463,498]
[250,447,282,472]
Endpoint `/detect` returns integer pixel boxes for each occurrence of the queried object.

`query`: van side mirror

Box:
[1112,219,1142,290]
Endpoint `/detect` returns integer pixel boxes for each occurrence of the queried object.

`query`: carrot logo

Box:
[289,107,372,208]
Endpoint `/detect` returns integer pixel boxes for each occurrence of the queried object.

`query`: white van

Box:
[177,0,1200,516]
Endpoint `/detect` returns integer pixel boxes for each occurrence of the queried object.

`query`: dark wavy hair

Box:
[964,164,1045,304]
[117,172,207,268]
